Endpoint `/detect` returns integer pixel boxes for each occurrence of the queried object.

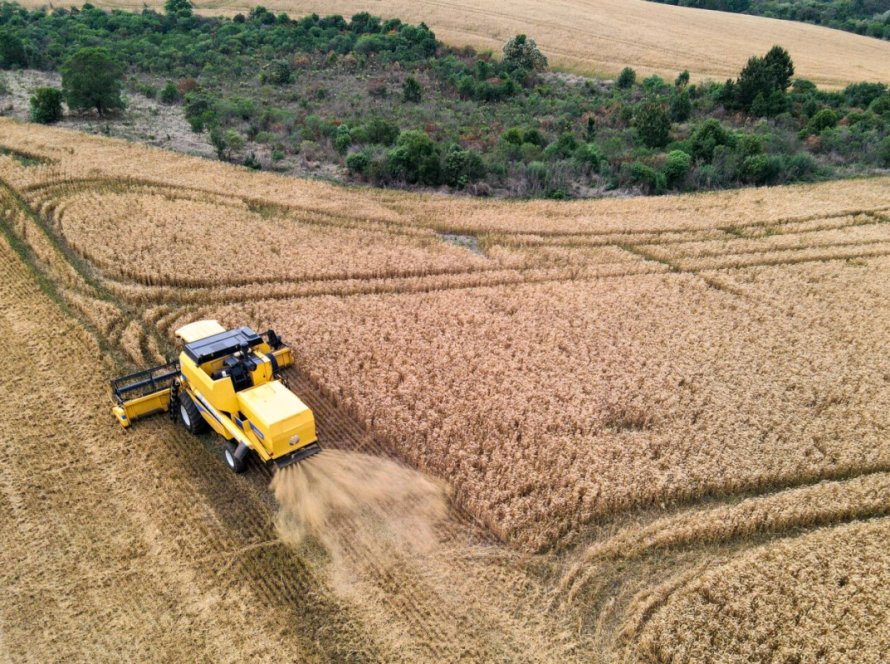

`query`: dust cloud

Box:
[271,449,451,564]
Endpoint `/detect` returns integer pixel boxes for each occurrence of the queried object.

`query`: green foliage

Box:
[159,81,179,104]
[663,149,691,186]
[29,86,63,123]
[675,70,690,88]
[616,67,636,89]
[334,125,352,154]
[61,47,124,115]
[689,119,736,161]
[741,153,783,185]
[184,92,216,132]
[622,161,665,194]
[402,76,422,103]
[502,34,548,72]
[164,0,193,18]
[443,145,485,188]
[573,143,603,172]
[634,101,671,148]
[724,45,793,114]
[543,132,578,159]
[346,149,370,174]
[670,89,691,122]
[364,117,400,145]
[844,82,887,109]
[0,29,25,69]
[806,108,839,135]
[386,130,441,185]
[262,60,292,85]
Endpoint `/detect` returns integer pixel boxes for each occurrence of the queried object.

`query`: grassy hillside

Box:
[14,0,890,88]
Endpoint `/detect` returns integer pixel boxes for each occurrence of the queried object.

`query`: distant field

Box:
[22,0,890,87]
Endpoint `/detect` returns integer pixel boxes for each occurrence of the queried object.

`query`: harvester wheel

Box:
[223,442,246,474]
[179,393,209,435]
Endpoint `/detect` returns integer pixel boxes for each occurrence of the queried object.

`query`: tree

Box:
[616,67,636,89]
[262,60,292,85]
[689,119,736,161]
[675,70,690,88]
[670,89,692,121]
[663,149,691,187]
[386,130,441,185]
[402,76,422,103]
[728,46,794,114]
[634,101,671,148]
[164,0,194,17]
[0,31,26,69]
[443,146,485,188]
[30,87,63,124]
[159,81,179,104]
[61,47,125,115]
[502,34,548,72]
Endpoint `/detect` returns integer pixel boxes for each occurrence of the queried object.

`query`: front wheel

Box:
[179,392,209,435]
[224,441,247,474]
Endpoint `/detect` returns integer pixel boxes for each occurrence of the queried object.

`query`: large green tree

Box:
[61,47,125,115]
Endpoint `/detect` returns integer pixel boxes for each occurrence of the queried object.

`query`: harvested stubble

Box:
[630,517,890,663]
[4,121,890,661]
[22,0,890,87]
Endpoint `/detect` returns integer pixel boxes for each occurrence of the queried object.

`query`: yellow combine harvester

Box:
[111,320,320,472]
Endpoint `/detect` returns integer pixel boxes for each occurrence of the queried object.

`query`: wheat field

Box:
[22,0,890,87]
[2,118,889,661]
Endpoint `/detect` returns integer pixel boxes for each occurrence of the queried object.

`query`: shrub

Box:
[573,143,603,172]
[346,150,371,174]
[670,90,691,122]
[741,153,782,185]
[879,136,890,167]
[502,34,548,72]
[443,146,485,188]
[726,45,794,113]
[262,59,292,85]
[844,82,887,109]
[675,70,690,88]
[689,119,736,161]
[622,161,665,194]
[184,93,216,132]
[543,133,578,159]
[29,87,63,124]
[402,76,422,103]
[159,81,179,104]
[364,117,399,145]
[806,109,839,135]
[386,130,441,185]
[663,149,691,186]
[0,30,26,69]
[61,47,125,115]
[634,101,671,148]
[616,67,636,89]
[334,125,352,155]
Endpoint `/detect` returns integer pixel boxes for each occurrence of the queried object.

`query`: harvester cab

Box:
[111,320,320,472]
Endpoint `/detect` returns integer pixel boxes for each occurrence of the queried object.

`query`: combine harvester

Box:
[110,320,320,472]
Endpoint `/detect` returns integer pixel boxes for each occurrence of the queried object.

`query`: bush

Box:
[346,150,371,174]
[386,130,441,185]
[29,87,63,124]
[402,76,422,103]
[879,136,890,167]
[689,119,736,161]
[443,146,485,188]
[806,108,839,135]
[634,101,671,148]
[364,117,400,145]
[616,67,636,89]
[184,93,216,132]
[663,149,691,186]
[729,45,794,113]
[741,153,782,185]
[0,30,26,69]
[159,81,179,104]
[844,82,887,109]
[573,143,603,172]
[622,161,665,194]
[543,132,578,160]
[334,126,352,155]
[670,90,691,122]
[262,59,292,85]
[61,47,125,115]
[502,34,547,72]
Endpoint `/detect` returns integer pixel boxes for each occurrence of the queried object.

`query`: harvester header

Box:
[111,320,320,472]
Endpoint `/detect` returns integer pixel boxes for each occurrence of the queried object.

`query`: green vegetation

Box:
[646,1,890,40]
[1,1,888,197]
[29,86,62,123]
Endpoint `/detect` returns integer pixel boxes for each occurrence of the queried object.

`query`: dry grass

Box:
[630,517,890,663]
[3,119,890,661]
[22,0,890,87]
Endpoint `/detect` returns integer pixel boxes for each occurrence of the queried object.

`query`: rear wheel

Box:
[223,441,247,474]
[179,393,209,435]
